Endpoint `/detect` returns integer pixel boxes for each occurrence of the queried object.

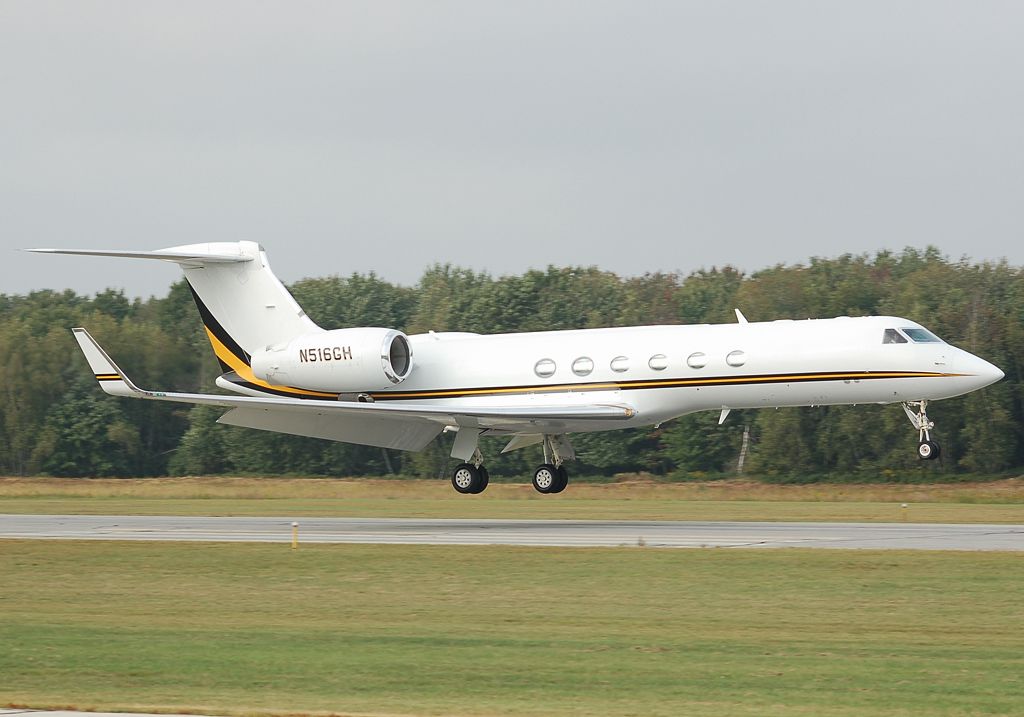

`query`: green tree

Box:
[747,408,822,479]
[662,411,745,475]
[33,381,141,476]
[169,406,229,475]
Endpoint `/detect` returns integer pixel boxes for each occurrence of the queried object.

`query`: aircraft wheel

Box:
[548,466,569,494]
[452,463,482,494]
[471,466,490,494]
[532,464,559,494]
[917,441,941,461]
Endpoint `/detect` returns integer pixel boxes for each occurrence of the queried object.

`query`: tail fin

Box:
[31,241,323,364]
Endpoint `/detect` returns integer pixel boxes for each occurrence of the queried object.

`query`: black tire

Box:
[532,464,559,494]
[917,441,941,461]
[452,463,481,494]
[472,467,490,494]
[548,466,569,494]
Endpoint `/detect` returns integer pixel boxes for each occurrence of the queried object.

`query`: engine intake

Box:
[251,327,413,393]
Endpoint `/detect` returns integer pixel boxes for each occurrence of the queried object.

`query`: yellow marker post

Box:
[291,521,299,550]
[900,503,908,522]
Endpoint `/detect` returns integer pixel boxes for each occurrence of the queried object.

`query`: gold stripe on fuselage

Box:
[202,327,338,399]
[368,371,965,401]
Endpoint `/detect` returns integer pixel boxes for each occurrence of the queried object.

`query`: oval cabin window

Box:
[534,358,557,378]
[726,350,746,367]
[687,352,707,369]
[572,357,594,376]
[648,354,669,371]
[610,356,630,373]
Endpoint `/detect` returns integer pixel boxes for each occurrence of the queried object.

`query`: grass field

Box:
[2,476,1024,523]
[1,540,1022,716]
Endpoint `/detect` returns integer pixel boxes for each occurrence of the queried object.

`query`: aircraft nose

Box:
[988,362,1006,383]
[959,351,1004,388]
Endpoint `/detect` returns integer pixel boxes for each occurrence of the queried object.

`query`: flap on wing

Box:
[218,407,442,452]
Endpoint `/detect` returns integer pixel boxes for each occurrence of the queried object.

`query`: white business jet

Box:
[31,242,1003,494]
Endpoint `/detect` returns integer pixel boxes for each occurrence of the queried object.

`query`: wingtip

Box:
[71,327,141,396]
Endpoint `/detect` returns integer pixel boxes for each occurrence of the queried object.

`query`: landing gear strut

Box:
[532,435,572,494]
[448,430,576,494]
[451,448,489,494]
[902,400,941,461]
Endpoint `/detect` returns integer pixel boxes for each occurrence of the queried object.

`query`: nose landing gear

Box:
[902,400,941,461]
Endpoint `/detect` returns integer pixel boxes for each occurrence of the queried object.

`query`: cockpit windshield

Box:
[883,327,944,344]
[882,328,907,344]
[901,328,943,343]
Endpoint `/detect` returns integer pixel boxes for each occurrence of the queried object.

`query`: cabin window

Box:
[648,354,669,371]
[534,358,556,378]
[687,352,707,369]
[883,328,908,344]
[726,350,746,367]
[610,356,630,373]
[572,357,594,376]
[902,328,942,343]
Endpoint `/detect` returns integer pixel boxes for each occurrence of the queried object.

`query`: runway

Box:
[1,514,1022,550]
[0,712,208,717]
[1,712,219,717]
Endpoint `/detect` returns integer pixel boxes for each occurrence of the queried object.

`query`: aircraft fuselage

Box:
[362,315,1002,433]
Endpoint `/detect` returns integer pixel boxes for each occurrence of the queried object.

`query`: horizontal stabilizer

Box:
[27,247,252,265]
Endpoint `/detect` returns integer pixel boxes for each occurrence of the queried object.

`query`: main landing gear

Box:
[531,435,573,494]
[451,449,489,494]
[448,431,574,495]
[902,400,941,461]
[532,464,568,494]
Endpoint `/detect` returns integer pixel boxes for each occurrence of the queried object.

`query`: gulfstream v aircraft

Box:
[32,242,1003,494]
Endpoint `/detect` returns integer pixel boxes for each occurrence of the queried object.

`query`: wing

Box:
[72,328,637,451]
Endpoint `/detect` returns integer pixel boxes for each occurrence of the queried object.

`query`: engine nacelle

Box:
[250,327,413,392]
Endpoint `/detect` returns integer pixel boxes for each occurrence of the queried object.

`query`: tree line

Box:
[1,247,1021,481]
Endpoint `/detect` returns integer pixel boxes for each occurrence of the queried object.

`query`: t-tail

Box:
[28,242,327,393]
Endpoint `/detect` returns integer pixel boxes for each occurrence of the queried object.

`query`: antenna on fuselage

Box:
[734,308,748,324]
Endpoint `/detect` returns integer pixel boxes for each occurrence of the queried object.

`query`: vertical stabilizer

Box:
[175,241,322,356]
[30,241,323,364]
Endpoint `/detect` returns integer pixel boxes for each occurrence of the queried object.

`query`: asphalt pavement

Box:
[1,514,1022,550]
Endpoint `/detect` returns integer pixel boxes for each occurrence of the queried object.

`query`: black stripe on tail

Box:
[185,280,251,372]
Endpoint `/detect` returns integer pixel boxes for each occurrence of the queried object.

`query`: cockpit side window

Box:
[883,328,908,344]
[902,328,942,343]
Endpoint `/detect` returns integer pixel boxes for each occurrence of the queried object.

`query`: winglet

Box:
[72,328,143,397]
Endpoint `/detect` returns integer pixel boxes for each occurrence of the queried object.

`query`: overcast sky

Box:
[2,1,1022,298]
